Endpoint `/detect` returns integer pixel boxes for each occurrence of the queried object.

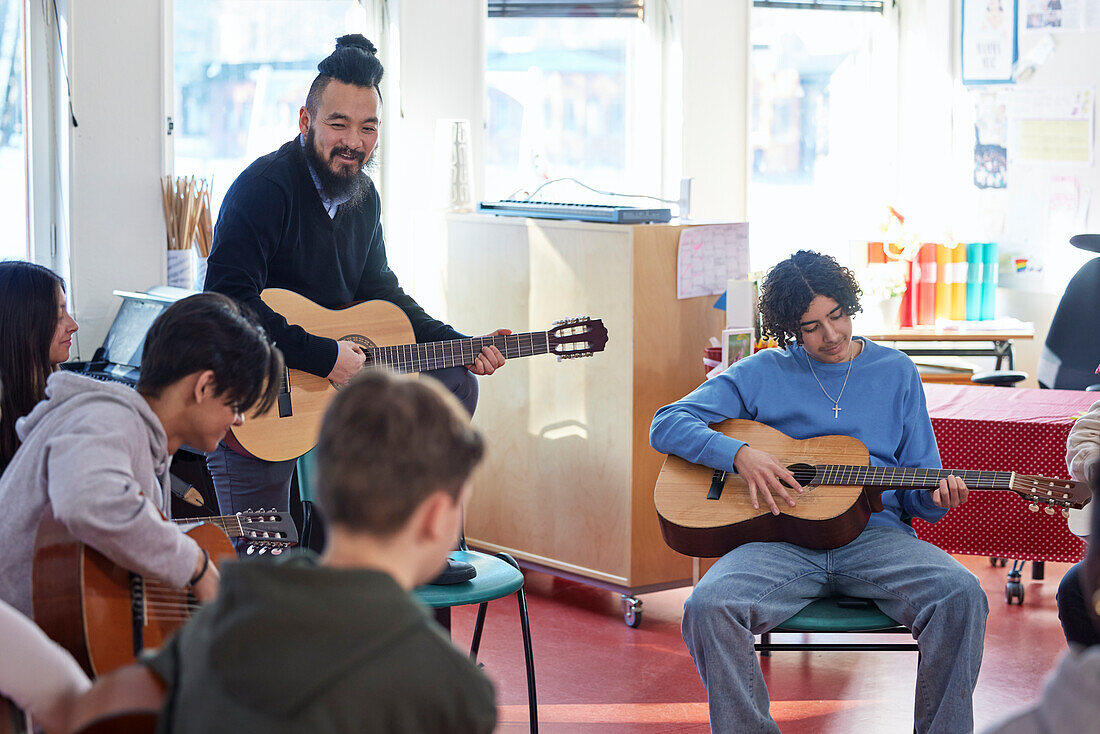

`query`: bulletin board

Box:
[959,10,1100,294]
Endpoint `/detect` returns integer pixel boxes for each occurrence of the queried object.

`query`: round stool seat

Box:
[413,550,524,609]
[970,370,1027,387]
[773,597,904,633]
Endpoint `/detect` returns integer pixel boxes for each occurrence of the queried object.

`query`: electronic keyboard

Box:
[477,199,671,224]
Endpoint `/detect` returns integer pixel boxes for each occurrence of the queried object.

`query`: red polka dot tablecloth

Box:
[911,384,1097,563]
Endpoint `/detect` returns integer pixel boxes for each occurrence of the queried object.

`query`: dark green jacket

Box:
[145,554,496,733]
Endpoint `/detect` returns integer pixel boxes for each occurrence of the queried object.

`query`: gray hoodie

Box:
[982,645,1100,734]
[0,372,199,617]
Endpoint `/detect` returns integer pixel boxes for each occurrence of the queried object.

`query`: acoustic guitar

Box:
[231,289,609,462]
[66,664,163,734]
[32,509,295,677]
[653,419,1092,558]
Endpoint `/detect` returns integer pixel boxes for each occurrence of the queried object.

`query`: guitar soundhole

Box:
[787,463,817,486]
[331,334,377,390]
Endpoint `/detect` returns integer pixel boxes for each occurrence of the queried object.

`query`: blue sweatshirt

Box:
[650,338,947,534]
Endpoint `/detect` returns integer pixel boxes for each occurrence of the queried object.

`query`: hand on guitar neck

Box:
[466,328,510,376]
[733,443,970,517]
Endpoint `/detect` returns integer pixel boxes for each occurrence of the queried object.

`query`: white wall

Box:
[383,0,485,324]
[677,0,749,222]
[65,0,167,357]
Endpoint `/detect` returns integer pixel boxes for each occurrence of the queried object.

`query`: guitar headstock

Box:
[238,508,299,555]
[1009,475,1093,516]
[548,316,608,360]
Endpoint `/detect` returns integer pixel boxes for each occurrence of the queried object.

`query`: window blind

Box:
[753,0,884,12]
[488,1,644,19]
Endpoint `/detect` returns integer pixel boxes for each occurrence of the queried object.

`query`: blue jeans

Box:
[207,366,478,550]
[682,526,988,734]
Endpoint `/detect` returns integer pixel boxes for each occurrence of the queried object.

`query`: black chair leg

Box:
[517,585,538,733]
[470,602,488,663]
[759,631,771,657]
[434,607,451,632]
[495,552,538,733]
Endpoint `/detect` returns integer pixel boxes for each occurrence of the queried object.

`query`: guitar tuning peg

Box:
[258,547,267,555]
[271,547,283,556]
[557,355,563,362]
[1044,505,1056,516]
[1028,503,1040,512]
[1062,508,1070,519]
[246,545,256,555]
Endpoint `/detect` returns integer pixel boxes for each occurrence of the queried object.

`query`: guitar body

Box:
[231,289,416,462]
[33,513,234,677]
[654,420,881,557]
[68,664,164,734]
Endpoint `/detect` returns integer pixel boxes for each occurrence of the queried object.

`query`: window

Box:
[173,0,365,217]
[0,0,27,261]
[748,5,896,269]
[485,13,653,202]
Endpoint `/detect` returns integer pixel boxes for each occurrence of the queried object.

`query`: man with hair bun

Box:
[651,250,985,734]
[204,36,509,577]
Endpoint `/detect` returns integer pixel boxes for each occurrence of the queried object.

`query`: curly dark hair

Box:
[758,250,863,348]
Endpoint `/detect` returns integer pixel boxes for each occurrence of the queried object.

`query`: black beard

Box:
[304,127,374,211]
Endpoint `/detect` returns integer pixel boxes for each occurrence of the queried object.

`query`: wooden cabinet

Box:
[444,214,727,594]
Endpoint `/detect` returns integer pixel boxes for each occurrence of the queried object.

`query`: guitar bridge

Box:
[707,470,727,501]
[129,573,145,656]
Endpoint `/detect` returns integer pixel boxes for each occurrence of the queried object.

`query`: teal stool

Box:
[414,549,538,733]
[756,597,918,655]
[295,449,538,732]
[294,449,322,551]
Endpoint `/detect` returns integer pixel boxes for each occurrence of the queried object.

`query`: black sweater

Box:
[204,138,462,377]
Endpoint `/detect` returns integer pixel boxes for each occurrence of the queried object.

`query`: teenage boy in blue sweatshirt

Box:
[651,250,985,734]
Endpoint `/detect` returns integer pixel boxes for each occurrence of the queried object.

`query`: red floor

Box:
[446,555,1073,733]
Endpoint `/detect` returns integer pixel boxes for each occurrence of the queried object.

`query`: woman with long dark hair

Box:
[0,262,79,472]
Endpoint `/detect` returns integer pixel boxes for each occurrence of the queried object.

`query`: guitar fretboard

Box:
[814,466,1013,490]
[172,515,245,539]
[372,332,551,373]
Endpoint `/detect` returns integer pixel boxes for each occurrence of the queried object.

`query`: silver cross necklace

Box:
[806,340,854,418]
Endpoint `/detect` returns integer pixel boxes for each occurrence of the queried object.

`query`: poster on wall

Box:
[974,90,1010,188]
[1022,0,1100,31]
[962,0,1019,85]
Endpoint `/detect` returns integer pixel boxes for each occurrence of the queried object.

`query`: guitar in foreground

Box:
[231,289,609,461]
[654,419,1092,557]
[32,509,296,677]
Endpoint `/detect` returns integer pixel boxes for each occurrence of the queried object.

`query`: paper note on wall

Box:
[677,223,749,300]
[1012,87,1094,164]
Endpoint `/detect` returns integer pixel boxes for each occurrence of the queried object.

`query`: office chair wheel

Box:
[989,557,1007,567]
[1005,581,1024,604]
[621,595,643,628]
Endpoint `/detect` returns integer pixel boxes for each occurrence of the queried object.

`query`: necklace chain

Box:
[806,340,854,418]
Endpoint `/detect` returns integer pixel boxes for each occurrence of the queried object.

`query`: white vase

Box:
[877,296,902,330]
[194,255,209,290]
[167,250,194,289]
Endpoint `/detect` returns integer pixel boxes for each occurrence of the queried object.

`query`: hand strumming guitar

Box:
[733,445,803,516]
[466,329,511,376]
[189,547,221,604]
[327,340,367,385]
